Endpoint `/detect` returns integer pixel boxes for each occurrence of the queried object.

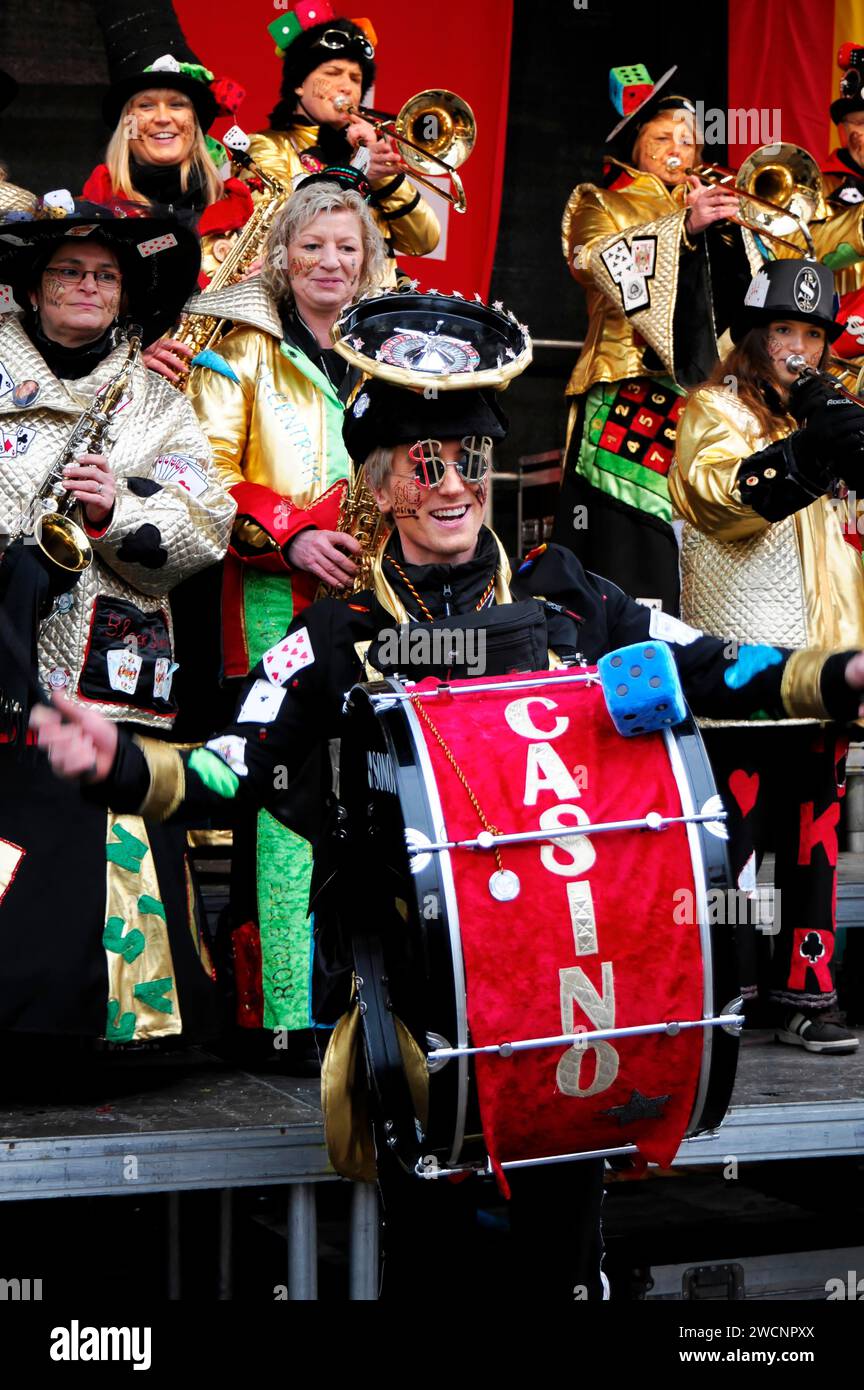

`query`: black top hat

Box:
[0,71,18,115]
[731,259,842,343]
[332,289,533,393]
[605,66,696,167]
[343,377,509,466]
[0,195,201,343]
[95,0,219,131]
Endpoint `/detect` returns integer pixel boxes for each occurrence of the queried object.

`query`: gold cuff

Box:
[132,736,187,821]
[780,650,830,719]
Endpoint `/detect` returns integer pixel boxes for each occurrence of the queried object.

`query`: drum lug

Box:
[720,996,745,1035]
[425,1032,452,1072]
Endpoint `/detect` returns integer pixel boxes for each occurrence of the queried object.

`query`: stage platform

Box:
[0,1027,861,1196]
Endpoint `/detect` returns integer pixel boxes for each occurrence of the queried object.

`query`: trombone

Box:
[332,89,476,213]
[669,142,825,255]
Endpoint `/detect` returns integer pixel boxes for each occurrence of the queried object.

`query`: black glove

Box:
[737,435,832,521]
[788,370,844,423]
[801,396,864,480]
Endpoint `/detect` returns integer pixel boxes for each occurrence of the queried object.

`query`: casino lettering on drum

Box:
[504,692,617,1099]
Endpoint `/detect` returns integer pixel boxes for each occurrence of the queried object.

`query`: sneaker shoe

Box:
[775,1009,860,1054]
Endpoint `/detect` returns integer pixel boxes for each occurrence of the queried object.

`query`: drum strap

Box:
[352,933,428,1170]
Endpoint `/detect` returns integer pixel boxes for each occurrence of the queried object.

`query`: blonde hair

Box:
[363,445,395,492]
[261,183,387,309]
[105,95,223,206]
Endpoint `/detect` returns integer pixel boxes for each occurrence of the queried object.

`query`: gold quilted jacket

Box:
[670,385,864,650]
[0,315,235,728]
[562,163,864,396]
[245,127,440,287]
[0,179,35,215]
[561,162,689,395]
[185,276,347,509]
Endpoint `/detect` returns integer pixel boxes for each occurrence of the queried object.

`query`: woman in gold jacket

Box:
[247,14,439,288]
[183,174,386,1047]
[670,258,864,1054]
[555,64,864,614]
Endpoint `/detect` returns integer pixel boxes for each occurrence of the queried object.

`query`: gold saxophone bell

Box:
[34,511,93,575]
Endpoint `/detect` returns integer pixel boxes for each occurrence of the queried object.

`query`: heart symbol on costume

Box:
[729,769,759,819]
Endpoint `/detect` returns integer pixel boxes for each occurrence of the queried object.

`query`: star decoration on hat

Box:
[602,1088,670,1127]
[493,300,504,311]
[505,347,516,359]
[451,290,464,298]
[348,335,364,350]
[407,278,420,291]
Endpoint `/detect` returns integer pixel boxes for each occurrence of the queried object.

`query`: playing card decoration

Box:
[261,627,314,687]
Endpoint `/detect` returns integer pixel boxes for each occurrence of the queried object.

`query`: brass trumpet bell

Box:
[736,142,827,241]
[394,90,476,176]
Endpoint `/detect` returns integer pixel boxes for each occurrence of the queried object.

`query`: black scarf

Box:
[382,526,500,620]
[279,306,356,401]
[28,321,117,381]
[129,157,207,225]
[285,112,355,169]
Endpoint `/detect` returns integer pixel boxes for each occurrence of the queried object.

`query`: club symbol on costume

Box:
[602,1088,671,1127]
[12,379,39,408]
[799,930,825,964]
[15,425,35,453]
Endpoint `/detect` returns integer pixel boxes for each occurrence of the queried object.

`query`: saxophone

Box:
[21,329,142,577]
[317,461,389,599]
[172,152,288,390]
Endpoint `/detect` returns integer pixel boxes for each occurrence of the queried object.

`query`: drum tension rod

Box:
[408,807,728,857]
[369,671,601,704]
[425,1013,744,1064]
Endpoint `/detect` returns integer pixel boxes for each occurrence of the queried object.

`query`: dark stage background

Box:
[0,0,730,541]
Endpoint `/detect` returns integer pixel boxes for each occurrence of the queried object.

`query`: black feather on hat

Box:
[95,0,219,131]
[0,195,201,343]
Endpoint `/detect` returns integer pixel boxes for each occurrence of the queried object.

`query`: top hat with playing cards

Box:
[0,71,18,115]
[731,258,842,343]
[0,195,201,343]
[95,0,232,130]
[605,65,697,167]
[332,289,532,393]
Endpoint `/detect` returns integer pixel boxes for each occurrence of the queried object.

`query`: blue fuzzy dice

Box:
[598,640,687,736]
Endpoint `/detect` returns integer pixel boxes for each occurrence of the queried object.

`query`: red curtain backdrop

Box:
[175,0,513,297]
[727,0,836,165]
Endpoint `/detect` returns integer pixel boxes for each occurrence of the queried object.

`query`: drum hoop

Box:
[663,725,715,1136]
[398,683,471,1168]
